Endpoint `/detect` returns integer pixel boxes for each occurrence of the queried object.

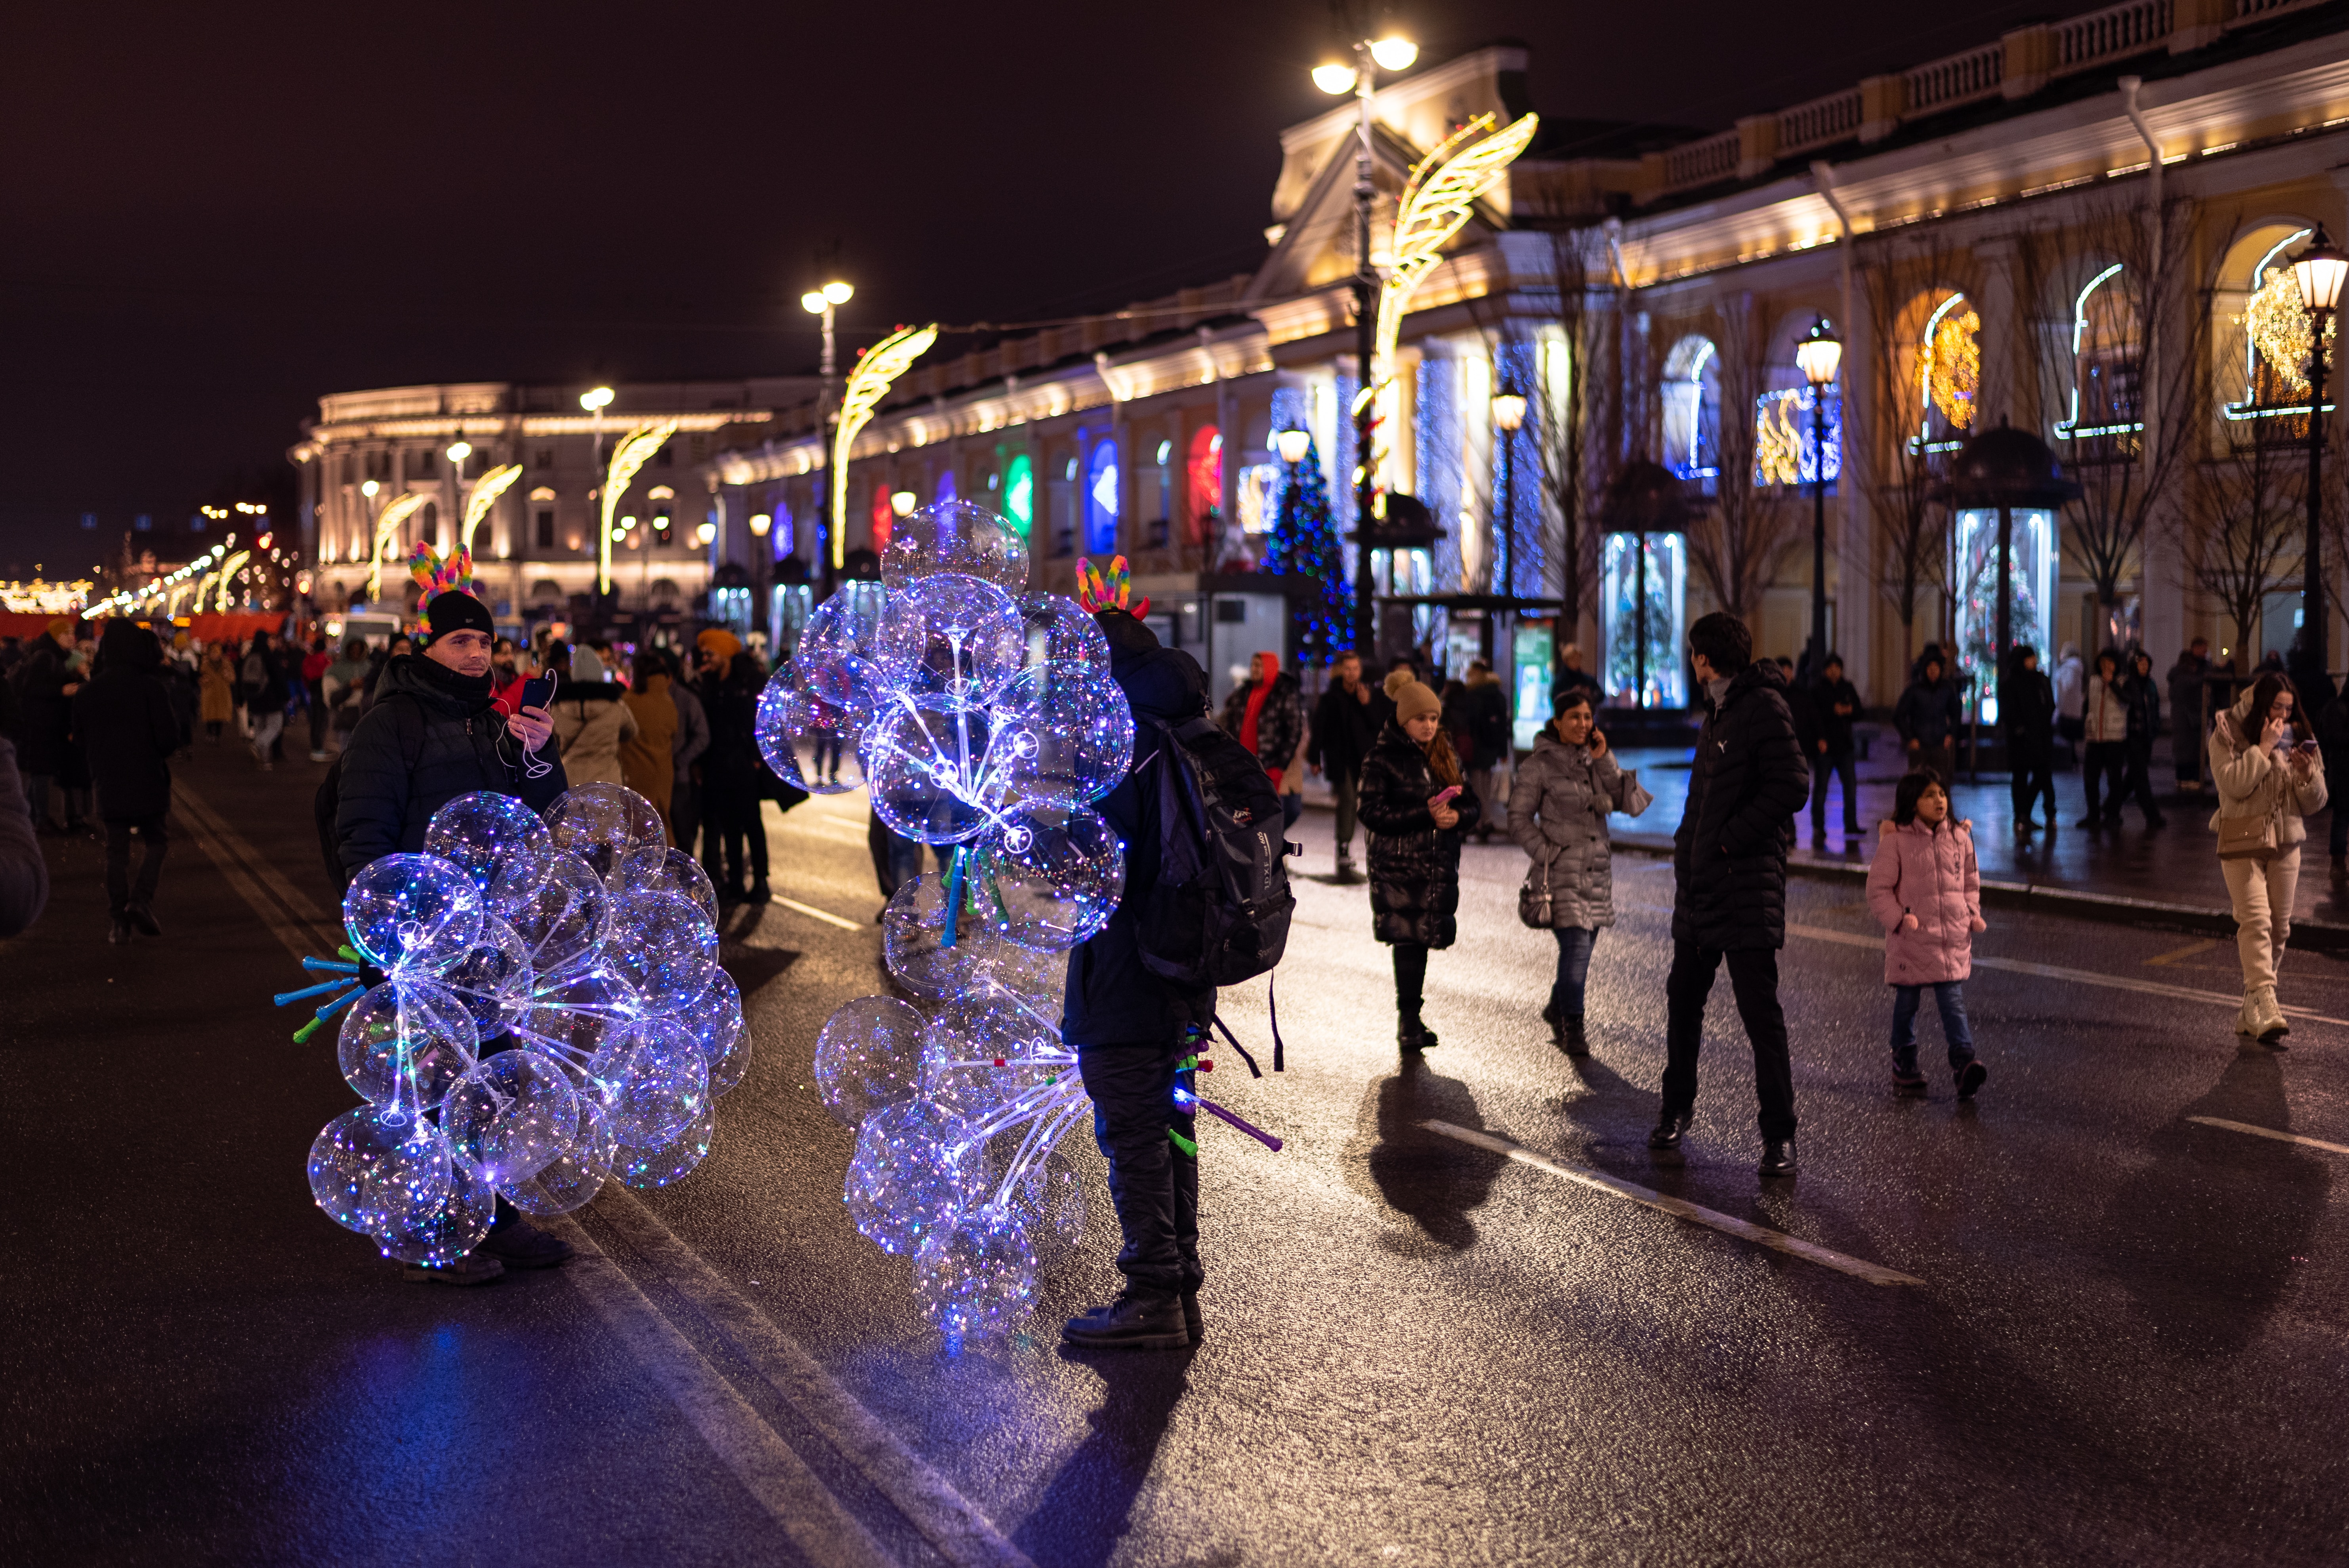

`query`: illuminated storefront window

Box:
[1602,532,1686,708]
[1003,453,1034,537]
[1085,439,1119,554]
[1950,507,2055,724]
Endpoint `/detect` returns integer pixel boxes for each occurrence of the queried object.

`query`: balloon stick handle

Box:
[1196,1095,1283,1152]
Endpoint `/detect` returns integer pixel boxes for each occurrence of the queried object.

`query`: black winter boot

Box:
[1063,1288,1189,1350]
[1561,1018,1590,1057]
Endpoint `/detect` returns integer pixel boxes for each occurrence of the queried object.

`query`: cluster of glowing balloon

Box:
[284,784,747,1266]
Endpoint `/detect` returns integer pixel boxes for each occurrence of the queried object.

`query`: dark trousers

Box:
[1332,770,1361,858]
[2082,740,2128,820]
[2331,777,2348,857]
[1890,982,1975,1073]
[1809,749,1858,830]
[1075,1040,1200,1297]
[24,773,53,830]
[2120,739,2165,822]
[306,681,329,752]
[1392,942,1429,1023]
[701,792,767,891]
[672,778,700,856]
[105,815,168,914]
[2010,746,2055,825]
[1662,942,1797,1141]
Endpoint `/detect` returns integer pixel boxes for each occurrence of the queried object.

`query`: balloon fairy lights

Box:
[282,783,745,1267]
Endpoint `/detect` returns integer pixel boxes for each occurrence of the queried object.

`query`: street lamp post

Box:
[1795,318,1843,679]
[445,440,471,558]
[2291,226,2347,696]
[1490,386,1528,597]
[581,385,614,614]
[1316,31,1416,660]
[802,280,853,582]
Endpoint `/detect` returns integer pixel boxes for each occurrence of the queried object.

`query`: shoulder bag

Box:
[1518,847,1554,929]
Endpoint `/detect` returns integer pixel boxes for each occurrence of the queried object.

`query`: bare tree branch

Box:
[1685,293,1803,624]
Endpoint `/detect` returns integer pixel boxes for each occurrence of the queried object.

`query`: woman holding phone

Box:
[2209,671,2328,1043]
[1508,688,1650,1055]
[1359,677,1481,1054]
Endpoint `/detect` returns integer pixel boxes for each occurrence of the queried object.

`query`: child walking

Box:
[1865,771,1990,1099]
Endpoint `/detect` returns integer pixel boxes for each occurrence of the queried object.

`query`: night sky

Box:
[3,0,2109,576]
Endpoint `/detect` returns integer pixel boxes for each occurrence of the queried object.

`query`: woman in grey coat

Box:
[1507,687,1649,1054]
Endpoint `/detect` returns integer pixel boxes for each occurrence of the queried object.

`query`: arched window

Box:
[1660,335,1720,484]
[2217,222,2332,441]
[1753,317,1840,488]
[2055,262,2141,448]
[1085,439,1120,554]
[1003,453,1034,538]
[1916,292,1980,450]
[1186,425,1222,542]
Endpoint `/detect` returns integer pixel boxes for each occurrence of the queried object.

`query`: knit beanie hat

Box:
[422,589,494,645]
[1392,680,1441,724]
[1383,666,1417,699]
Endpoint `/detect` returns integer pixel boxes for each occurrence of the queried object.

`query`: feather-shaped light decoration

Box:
[365,492,430,603]
[213,550,252,614]
[459,463,523,554]
[598,422,679,595]
[830,324,938,568]
[1372,112,1541,378]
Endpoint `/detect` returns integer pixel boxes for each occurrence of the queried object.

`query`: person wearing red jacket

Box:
[1865,769,1989,1101]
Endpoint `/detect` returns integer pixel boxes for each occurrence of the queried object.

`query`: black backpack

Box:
[1135,714,1296,996]
[314,694,426,897]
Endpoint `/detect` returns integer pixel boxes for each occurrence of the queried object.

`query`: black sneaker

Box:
[1759,1139,1798,1177]
[402,1252,505,1285]
[1062,1289,1189,1350]
[1181,1291,1202,1345]
[108,915,132,945]
[477,1218,574,1269]
[1647,1111,1690,1162]
[747,880,772,905]
[126,903,162,937]
[1893,1070,1928,1097]
[1954,1061,1987,1100]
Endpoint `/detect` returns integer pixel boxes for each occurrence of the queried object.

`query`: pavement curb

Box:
[1608,831,2349,955]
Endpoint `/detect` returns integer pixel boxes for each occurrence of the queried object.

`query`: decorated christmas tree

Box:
[1261,437,1353,664]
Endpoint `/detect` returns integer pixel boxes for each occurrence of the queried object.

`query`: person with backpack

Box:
[1059,567,1225,1352]
[1359,676,1481,1055]
[241,630,290,771]
[330,581,570,1284]
[1651,612,1812,1177]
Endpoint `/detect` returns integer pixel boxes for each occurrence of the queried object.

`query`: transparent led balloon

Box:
[706,1023,752,1099]
[337,979,480,1111]
[880,873,992,1000]
[979,799,1123,953]
[844,1101,963,1255]
[437,918,536,1037]
[986,662,1134,805]
[815,995,926,1127]
[372,1156,498,1267]
[519,962,641,1078]
[442,1048,579,1188]
[500,851,611,977]
[502,1097,617,1217]
[758,681,867,796]
[543,782,666,882]
[882,500,1030,593]
[616,1097,716,1190]
[872,574,1025,700]
[913,1208,1039,1344]
[676,967,748,1090]
[308,1106,454,1239]
[589,1015,709,1149]
[793,578,888,709]
[343,853,484,976]
[866,698,995,845]
[990,592,1111,698]
[425,791,555,907]
[605,888,720,1011]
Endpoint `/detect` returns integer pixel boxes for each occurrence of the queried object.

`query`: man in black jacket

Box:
[1061,607,1218,1351]
[335,591,565,878]
[73,620,179,944]
[1652,612,1812,1177]
[2002,646,2058,831]
[1307,650,1379,879]
[2166,637,2210,791]
[1804,652,1861,842]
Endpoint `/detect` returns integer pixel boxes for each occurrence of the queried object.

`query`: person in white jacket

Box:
[2210,673,2328,1042]
[2077,648,2130,827]
[2052,642,2086,765]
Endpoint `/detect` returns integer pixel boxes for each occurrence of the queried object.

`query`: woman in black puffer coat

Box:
[1359,677,1481,1054]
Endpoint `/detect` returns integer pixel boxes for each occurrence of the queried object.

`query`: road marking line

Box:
[2145,939,2221,967]
[1782,922,2349,1028]
[593,1191,1038,1568]
[549,1217,897,1568]
[773,894,864,930]
[2186,1115,2349,1156]
[173,786,342,962]
[1418,1120,1923,1288]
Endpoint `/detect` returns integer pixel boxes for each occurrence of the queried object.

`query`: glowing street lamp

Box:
[1796,317,1842,675]
[2292,226,2349,689]
[1490,387,1528,595]
[890,490,917,518]
[1277,427,1313,465]
[748,513,773,537]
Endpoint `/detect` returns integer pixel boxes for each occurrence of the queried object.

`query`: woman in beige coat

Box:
[2209,672,2328,1043]
[549,647,639,788]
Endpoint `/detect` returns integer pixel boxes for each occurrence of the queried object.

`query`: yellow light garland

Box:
[2243,268,2337,402]
[831,324,938,568]
[599,423,679,595]
[460,463,524,554]
[366,493,428,603]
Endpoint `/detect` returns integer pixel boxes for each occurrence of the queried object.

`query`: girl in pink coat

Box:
[1865,770,1990,1099]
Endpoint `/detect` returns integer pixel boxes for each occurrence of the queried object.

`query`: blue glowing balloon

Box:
[424,791,555,906]
[501,851,611,977]
[604,888,720,1011]
[879,873,990,999]
[337,978,480,1110]
[501,1097,617,1217]
[371,1155,498,1266]
[815,995,926,1127]
[913,1209,1039,1344]
[588,1015,709,1149]
[844,1101,962,1255]
[543,782,666,883]
[437,918,536,1037]
[989,592,1111,699]
[676,967,748,1095]
[308,1105,454,1239]
[758,678,867,796]
[872,573,1024,700]
[442,1048,580,1188]
[866,697,996,844]
[979,798,1124,952]
[616,1096,716,1190]
[920,991,1065,1141]
[986,662,1134,804]
[882,500,1029,593]
[520,961,641,1076]
[343,853,484,976]
[794,579,888,709]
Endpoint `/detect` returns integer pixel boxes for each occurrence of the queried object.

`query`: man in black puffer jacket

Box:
[74,620,180,944]
[1651,612,1812,1177]
[335,591,567,881]
[1061,607,1219,1352]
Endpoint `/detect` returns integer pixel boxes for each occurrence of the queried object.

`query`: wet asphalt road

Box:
[8,742,2349,1566]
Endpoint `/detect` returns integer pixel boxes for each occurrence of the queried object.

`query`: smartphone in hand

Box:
[519,670,558,712]
[1431,785,1462,805]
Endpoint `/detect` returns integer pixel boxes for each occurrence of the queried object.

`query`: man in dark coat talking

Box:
[1651,612,1813,1177]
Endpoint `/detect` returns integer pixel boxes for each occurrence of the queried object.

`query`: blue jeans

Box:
[1551,927,1598,1020]
[1890,981,1976,1073]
